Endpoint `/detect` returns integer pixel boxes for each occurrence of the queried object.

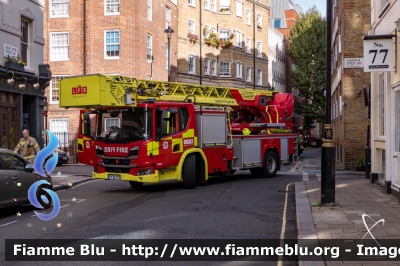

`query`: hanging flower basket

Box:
[187,33,199,44]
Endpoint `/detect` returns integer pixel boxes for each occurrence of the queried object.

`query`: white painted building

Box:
[369,0,400,197]
[268,25,286,92]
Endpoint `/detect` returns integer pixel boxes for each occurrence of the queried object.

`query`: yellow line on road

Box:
[290,160,300,172]
[277,182,293,266]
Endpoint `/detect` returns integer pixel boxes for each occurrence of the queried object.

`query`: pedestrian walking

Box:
[14,129,40,164]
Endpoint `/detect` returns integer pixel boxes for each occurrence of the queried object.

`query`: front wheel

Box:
[183,154,196,189]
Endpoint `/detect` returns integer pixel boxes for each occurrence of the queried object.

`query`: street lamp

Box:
[321,0,336,205]
[164,26,174,82]
[43,98,49,146]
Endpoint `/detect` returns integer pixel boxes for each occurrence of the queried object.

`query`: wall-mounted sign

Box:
[4,44,18,58]
[363,35,395,72]
[344,58,364,68]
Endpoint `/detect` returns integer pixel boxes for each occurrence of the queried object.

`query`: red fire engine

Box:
[59,74,298,189]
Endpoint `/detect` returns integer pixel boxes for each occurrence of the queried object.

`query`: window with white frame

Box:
[220,29,230,40]
[105,0,120,15]
[165,44,169,69]
[188,21,195,34]
[378,73,385,136]
[50,118,69,147]
[147,0,152,20]
[236,0,242,16]
[105,118,120,131]
[188,55,195,73]
[205,0,210,10]
[246,67,251,82]
[220,61,230,76]
[257,69,262,85]
[236,31,242,47]
[50,0,69,17]
[204,58,210,75]
[105,30,120,58]
[50,75,68,103]
[236,62,242,79]
[257,42,262,57]
[188,0,195,6]
[246,10,251,25]
[147,34,152,62]
[220,0,230,13]
[165,6,170,28]
[211,60,217,75]
[211,0,216,11]
[50,32,69,61]
[246,38,251,53]
[257,15,262,29]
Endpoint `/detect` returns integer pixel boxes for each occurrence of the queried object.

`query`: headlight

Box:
[96,145,103,150]
[138,169,152,175]
[130,146,139,151]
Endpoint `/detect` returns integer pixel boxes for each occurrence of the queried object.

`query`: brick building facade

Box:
[43,0,178,162]
[177,0,269,89]
[330,0,371,170]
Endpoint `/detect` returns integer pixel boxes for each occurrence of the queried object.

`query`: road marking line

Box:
[0,220,17,226]
[290,160,301,172]
[278,182,294,266]
[60,204,69,209]
[302,173,309,181]
[76,199,86,203]
[71,180,97,189]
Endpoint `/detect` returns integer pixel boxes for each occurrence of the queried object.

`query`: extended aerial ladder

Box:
[60,74,295,134]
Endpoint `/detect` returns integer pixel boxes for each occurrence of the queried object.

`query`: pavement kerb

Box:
[52,176,93,191]
[295,182,325,266]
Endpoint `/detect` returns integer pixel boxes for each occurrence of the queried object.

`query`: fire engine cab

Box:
[59,74,298,189]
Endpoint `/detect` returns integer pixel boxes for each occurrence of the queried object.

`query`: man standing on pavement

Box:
[14,129,40,164]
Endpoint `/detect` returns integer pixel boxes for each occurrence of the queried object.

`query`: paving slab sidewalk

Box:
[296,177,400,265]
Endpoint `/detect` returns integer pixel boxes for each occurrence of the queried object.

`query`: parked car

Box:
[0,148,53,209]
[55,149,69,166]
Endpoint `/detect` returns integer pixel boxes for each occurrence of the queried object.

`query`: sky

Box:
[295,0,326,17]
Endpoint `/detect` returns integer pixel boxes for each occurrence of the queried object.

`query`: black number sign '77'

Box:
[369,49,388,64]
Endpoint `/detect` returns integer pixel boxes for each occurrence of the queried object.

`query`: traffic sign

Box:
[363,35,395,72]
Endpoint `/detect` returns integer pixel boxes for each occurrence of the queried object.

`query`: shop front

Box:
[0,65,51,151]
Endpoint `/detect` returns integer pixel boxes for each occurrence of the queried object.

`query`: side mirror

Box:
[25,164,34,171]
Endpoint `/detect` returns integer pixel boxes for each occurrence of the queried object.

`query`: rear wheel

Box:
[263,151,279,178]
[129,181,144,188]
[183,154,196,189]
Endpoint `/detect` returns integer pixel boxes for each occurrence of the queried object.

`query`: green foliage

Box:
[289,7,326,128]
[357,157,365,168]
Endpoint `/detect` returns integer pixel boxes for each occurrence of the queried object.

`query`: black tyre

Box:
[183,154,196,189]
[263,151,279,178]
[56,163,62,166]
[129,181,144,188]
[37,185,52,209]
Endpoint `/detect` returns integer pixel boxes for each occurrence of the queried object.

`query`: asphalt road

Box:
[0,167,302,266]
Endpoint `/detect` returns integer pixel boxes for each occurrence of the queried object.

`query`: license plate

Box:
[312,142,316,145]
[63,157,68,160]
[108,174,121,180]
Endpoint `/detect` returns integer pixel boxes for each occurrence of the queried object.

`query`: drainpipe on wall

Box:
[83,0,87,75]
[199,0,203,85]
[253,1,256,89]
